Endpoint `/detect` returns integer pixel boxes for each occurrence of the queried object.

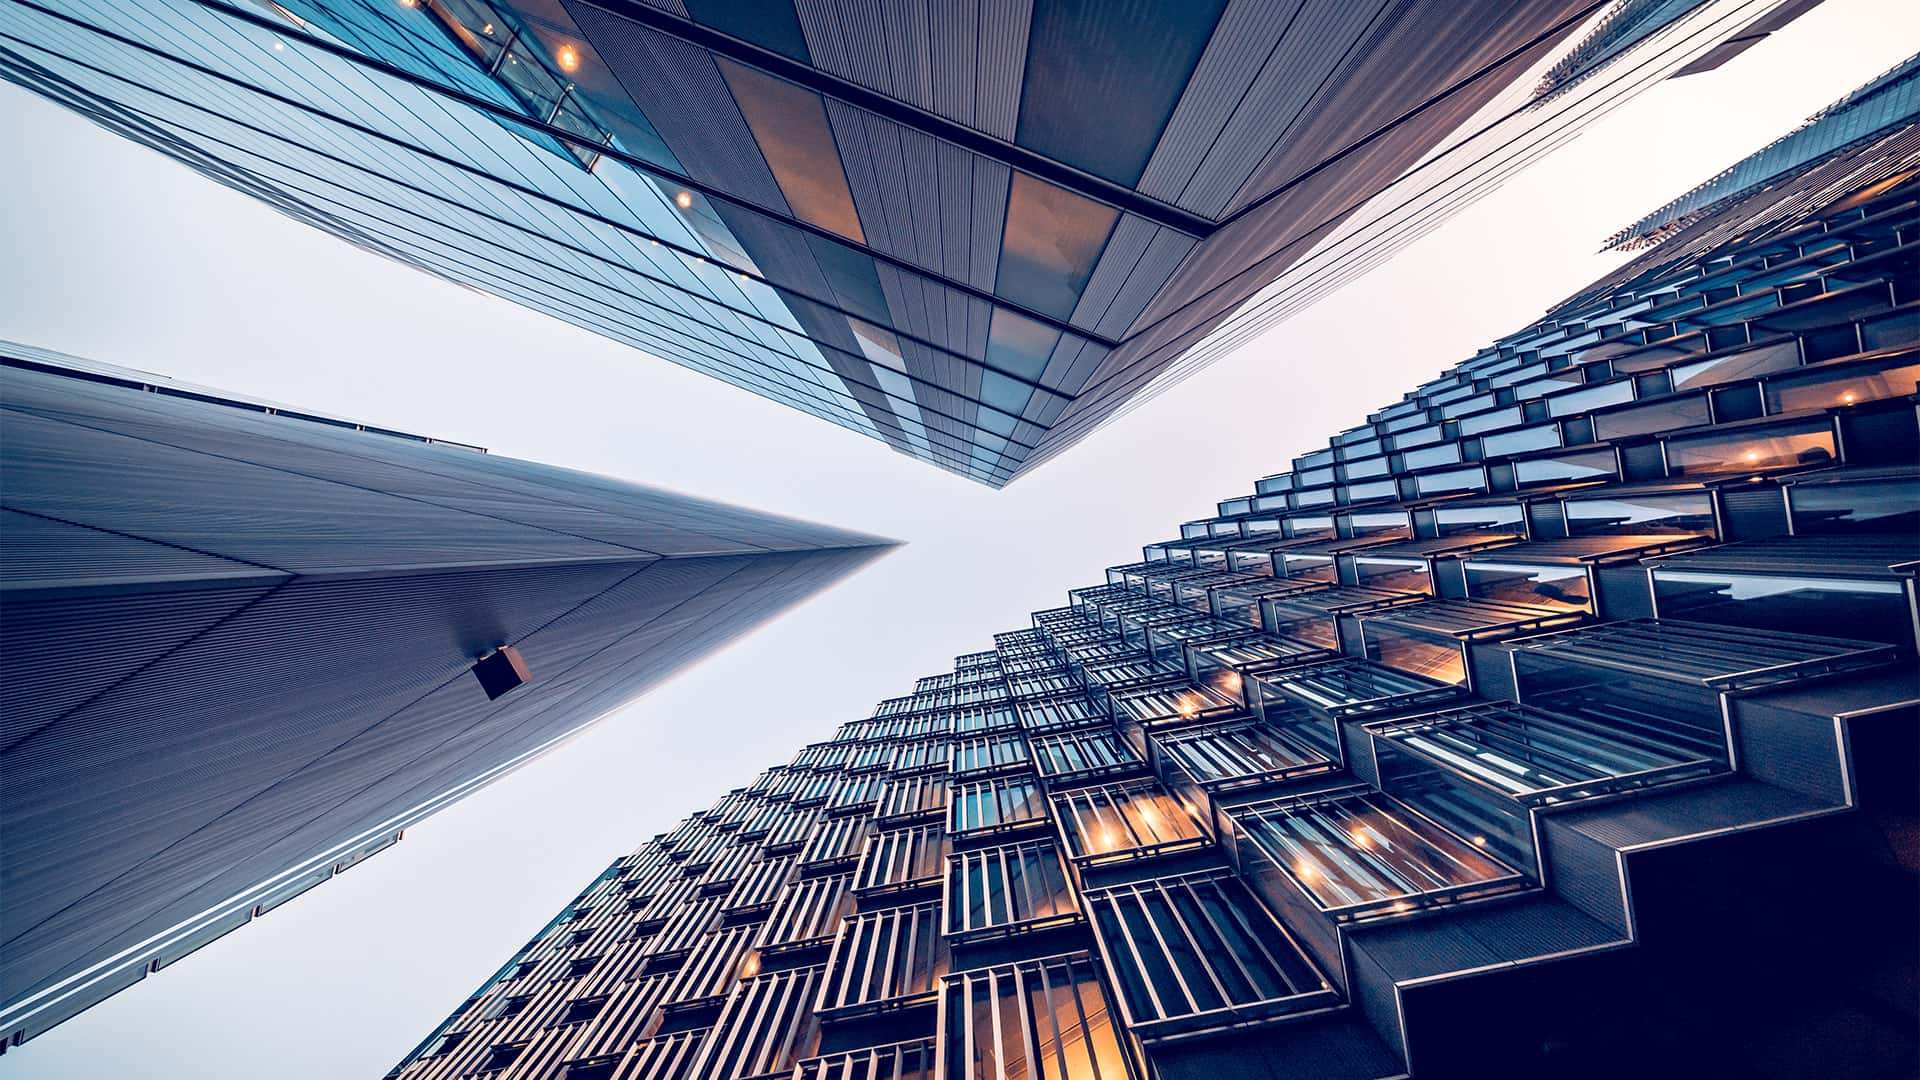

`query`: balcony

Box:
[1356,597,1587,689]
[1366,701,1720,873]
[1051,778,1211,867]
[1227,786,1525,923]
[1084,870,1336,1042]
[1506,618,1896,760]
[938,955,1134,1080]
[943,838,1079,942]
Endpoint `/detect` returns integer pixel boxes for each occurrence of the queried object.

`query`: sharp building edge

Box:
[0,343,894,1049]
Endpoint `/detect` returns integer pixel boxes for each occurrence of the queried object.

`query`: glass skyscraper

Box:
[0,343,893,1050]
[385,94,1919,1080]
[0,0,1807,484]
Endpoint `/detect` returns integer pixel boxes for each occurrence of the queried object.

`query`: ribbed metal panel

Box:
[689,964,824,1080]
[1134,0,1307,204]
[817,900,946,1013]
[755,872,854,954]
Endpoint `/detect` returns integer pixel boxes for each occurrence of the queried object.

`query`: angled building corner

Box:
[0,342,895,1049]
[0,0,1811,486]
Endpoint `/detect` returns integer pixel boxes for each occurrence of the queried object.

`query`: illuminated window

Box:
[941,955,1136,1080]
[1084,871,1332,1040]
[1051,779,1210,865]
[818,901,948,1014]
[946,839,1078,940]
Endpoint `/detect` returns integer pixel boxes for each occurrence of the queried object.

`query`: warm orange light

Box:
[1350,830,1372,848]
[1471,835,1487,847]
[1391,900,1413,913]
[557,45,580,72]
[739,953,760,978]
[1841,390,1858,404]
[675,191,693,209]
[1741,450,1762,463]
[482,22,493,34]
[1294,860,1317,880]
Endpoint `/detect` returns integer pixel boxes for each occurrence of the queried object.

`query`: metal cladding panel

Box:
[1,364,879,557]
[0,363,890,1038]
[0,507,281,591]
[0,408,635,573]
[567,11,791,215]
[1132,0,1307,203]
[0,576,280,746]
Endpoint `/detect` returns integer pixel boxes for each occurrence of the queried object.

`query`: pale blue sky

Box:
[2,1,1916,1075]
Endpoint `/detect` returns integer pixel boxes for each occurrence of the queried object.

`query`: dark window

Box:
[1017,0,1228,186]
[481,1043,526,1072]
[561,996,609,1025]
[683,0,812,63]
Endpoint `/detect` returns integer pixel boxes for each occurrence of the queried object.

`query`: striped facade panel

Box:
[794,1038,937,1080]
[617,1028,709,1080]
[1154,720,1331,790]
[1029,729,1143,782]
[720,855,797,917]
[755,871,855,956]
[949,774,1049,838]
[662,923,760,1008]
[1083,872,1332,1040]
[688,965,825,1080]
[853,824,948,896]
[875,772,950,824]
[761,806,822,854]
[827,770,888,814]
[1016,694,1106,733]
[950,733,1030,776]
[1052,780,1212,864]
[949,704,1018,734]
[648,896,724,960]
[572,974,675,1063]
[939,955,1135,1080]
[945,839,1077,940]
[696,841,764,894]
[888,738,951,774]
[800,813,873,871]
[818,901,948,1014]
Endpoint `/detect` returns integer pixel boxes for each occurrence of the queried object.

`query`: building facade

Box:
[389,114,1918,1079]
[0,343,893,1049]
[0,0,1810,484]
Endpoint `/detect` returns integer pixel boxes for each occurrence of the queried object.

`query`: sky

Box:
[1,1,1915,1075]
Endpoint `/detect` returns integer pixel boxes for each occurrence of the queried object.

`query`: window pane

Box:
[1017,0,1227,185]
[996,172,1118,320]
[717,59,865,243]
